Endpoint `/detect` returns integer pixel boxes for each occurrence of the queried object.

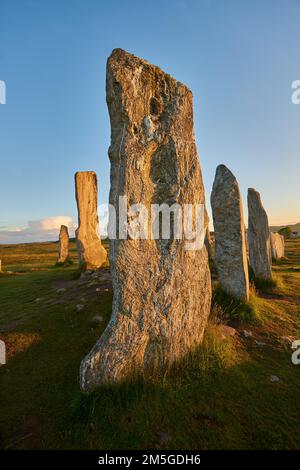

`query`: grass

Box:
[212,285,259,323]
[55,259,74,267]
[0,239,300,449]
[252,276,278,293]
[248,264,279,294]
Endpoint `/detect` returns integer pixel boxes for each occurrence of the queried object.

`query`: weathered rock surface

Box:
[57,225,70,263]
[75,171,107,270]
[80,48,212,391]
[211,165,249,301]
[247,188,272,280]
[204,209,213,259]
[0,339,6,365]
[270,232,285,260]
[204,228,213,259]
[219,324,236,339]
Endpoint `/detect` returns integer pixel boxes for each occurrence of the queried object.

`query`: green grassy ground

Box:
[0,240,299,449]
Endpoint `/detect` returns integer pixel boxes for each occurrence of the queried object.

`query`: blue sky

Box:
[0,0,299,242]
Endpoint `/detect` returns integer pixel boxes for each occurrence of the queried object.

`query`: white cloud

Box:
[0,216,76,244]
[28,216,75,232]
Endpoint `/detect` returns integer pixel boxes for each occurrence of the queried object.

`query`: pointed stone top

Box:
[212,165,239,194]
[215,164,236,180]
[248,188,264,208]
[248,187,260,196]
[107,48,190,94]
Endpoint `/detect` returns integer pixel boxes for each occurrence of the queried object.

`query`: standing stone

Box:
[57,225,70,264]
[80,48,212,391]
[211,165,249,301]
[204,209,213,259]
[0,339,6,365]
[247,188,272,279]
[270,232,285,260]
[204,227,213,259]
[75,171,107,270]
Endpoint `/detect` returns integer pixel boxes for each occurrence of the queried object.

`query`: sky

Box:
[0,0,299,243]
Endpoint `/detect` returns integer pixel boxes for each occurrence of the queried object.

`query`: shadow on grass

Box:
[55,259,74,268]
[211,285,258,324]
[248,265,279,295]
[1,309,300,450]
[67,339,300,450]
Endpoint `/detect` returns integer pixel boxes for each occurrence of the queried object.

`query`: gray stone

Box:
[80,48,212,391]
[270,232,285,260]
[270,375,280,383]
[57,225,70,263]
[90,315,104,326]
[76,304,85,313]
[204,209,213,259]
[56,288,66,294]
[243,330,253,338]
[75,171,107,270]
[211,165,249,301]
[255,340,266,347]
[220,324,236,339]
[158,431,171,445]
[247,188,272,280]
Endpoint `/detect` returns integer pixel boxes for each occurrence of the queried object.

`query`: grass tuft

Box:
[252,276,278,293]
[211,285,258,323]
[55,259,74,268]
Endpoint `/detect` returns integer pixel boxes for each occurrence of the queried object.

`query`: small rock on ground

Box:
[56,288,66,294]
[76,304,85,313]
[90,316,103,326]
[255,340,266,347]
[243,330,253,338]
[219,324,236,339]
[158,431,170,445]
[270,375,280,383]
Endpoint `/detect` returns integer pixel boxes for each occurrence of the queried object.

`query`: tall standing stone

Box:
[57,225,70,264]
[247,188,272,279]
[75,171,107,270]
[211,165,249,301]
[270,232,285,260]
[204,209,213,259]
[80,48,212,391]
[0,339,6,365]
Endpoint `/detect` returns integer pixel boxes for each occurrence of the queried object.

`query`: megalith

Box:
[247,188,272,279]
[0,339,6,365]
[270,232,285,260]
[211,165,249,301]
[204,209,213,259]
[80,48,212,391]
[57,225,70,264]
[75,171,107,270]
